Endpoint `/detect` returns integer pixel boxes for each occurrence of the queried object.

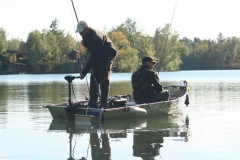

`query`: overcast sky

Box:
[1,0,240,41]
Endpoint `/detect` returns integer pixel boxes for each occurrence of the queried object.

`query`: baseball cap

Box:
[75,21,88,33]
[142,56,157,64]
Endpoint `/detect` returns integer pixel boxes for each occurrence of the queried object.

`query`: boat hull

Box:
[44,83,190,121]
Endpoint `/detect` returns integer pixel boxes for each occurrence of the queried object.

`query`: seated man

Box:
[131,57,169,104]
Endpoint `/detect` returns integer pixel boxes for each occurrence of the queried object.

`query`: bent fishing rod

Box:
[70,0,102,102]
[158,0,178,74]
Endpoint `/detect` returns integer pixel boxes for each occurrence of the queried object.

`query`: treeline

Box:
[1,18,240,74]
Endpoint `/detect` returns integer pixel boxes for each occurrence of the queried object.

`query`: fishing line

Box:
[85,137,90,160]
[159,150,163,160]
[69,0,102,104]
[71,82,79,102]
[71,136,77,158]
[94,136,102,159]
[67,0,90,93]
[158,0,178,74]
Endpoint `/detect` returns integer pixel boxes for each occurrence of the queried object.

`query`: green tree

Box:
[26,30,51,72]
[0,28,8,71]
[7,38,22,51]
[137,35,155,59]
[153,24,184,71]
[180,37,215,70]
[42,29,63,65]
[24,19,78,73]
[108,31,138,72]
[57,33,76,63]
[114,18,141,48]
[114,48,138,72]
[49,19,64,40]
[0,28,7,54]
[49,19,76,64]
[112,18,155,70]
[230,37,240,64]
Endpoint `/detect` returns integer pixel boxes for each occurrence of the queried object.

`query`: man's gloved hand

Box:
[80,72,85,79]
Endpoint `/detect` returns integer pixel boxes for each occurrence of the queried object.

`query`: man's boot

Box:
[99,94,108,109]
[88,94,98,108]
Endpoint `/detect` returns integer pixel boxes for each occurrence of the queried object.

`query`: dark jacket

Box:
[81,27,116,75]
[131,65,163,103]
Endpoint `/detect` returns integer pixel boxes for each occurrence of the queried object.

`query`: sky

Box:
[1,0,240,41]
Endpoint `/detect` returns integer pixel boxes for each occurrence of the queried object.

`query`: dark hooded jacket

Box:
[81,27,116,75]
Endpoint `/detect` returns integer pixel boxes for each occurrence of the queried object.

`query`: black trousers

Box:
[89,61,113,105]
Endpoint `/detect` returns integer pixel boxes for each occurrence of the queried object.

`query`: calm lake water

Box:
[1,70,240,160]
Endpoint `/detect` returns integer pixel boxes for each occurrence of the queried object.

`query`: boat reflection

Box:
[48,114,190,160]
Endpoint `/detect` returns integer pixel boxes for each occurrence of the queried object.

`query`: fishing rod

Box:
[158,0,178,74]
[70,0,102,103]
[71,0,79,23]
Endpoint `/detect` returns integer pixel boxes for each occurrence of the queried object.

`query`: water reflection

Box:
[49,115,190,160]
[133,130,164,160]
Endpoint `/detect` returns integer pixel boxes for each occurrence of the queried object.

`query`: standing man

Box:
[131,57,169,104]
[76,21,117,108]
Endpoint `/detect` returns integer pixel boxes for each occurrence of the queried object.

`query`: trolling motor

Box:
[64,75,80,83]
[64,75,80,121]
